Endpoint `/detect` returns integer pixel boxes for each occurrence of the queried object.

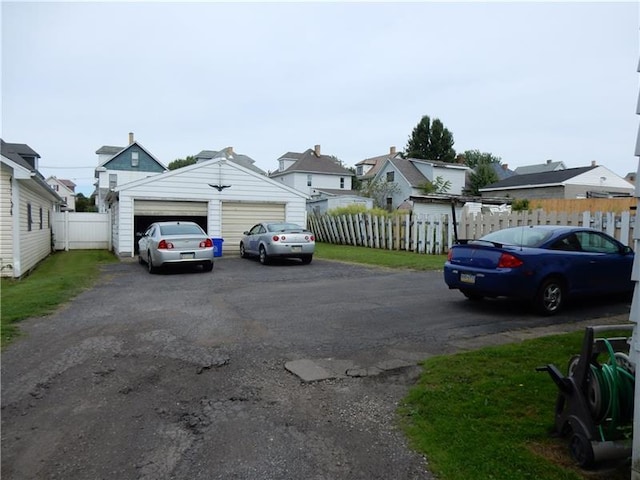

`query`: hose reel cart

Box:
[537,324,635,468]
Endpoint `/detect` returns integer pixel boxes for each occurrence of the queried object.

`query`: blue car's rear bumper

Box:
[443,263,537,299]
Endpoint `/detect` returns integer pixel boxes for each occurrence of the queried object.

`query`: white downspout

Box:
[630,58,640,480]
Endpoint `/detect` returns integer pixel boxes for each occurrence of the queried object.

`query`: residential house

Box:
[195,147,267,175]
[354,146,402,182]
[269,145,354,195]
[46,176,76,211]
[269,145,369,214]
[372,156,469,211]
[513,159,567,175]
[105,157,308,258]
[1,140,63,278]
[479,162,634,200]
[94,132,167,213]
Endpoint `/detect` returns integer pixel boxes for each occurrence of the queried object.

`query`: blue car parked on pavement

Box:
[444,225,634,315]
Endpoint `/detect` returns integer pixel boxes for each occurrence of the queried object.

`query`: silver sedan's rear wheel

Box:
[147,251,158,274]
[259,245,269,265]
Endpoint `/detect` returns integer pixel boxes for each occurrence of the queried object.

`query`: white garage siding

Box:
[221,202,286,254]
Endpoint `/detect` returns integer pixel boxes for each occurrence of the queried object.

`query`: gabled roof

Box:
[270,148,352,177]
[482,166,596,190]
[96,145,123,155]
[96,141,167,170]
[513,160,566,175]
[195,148,266,175]
[388,157,428,188]
[381,157,468,188]
[355,149,402,179]
[489,163,516,180]
[1,140,41,170]
[109,157,308,200]
[1,139,63,202]
[46,176,76,192]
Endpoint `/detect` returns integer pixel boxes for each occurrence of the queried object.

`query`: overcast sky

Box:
[2,1,639,196]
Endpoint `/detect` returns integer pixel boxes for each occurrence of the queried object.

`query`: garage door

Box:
[134,200,208,216]
[133,200,209,254]
[221,202,286,254]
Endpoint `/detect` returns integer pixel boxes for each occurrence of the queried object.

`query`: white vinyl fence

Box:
[308,210,636,254]
[52,211,111,251]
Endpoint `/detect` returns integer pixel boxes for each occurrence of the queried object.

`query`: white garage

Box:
[107,159,308,258]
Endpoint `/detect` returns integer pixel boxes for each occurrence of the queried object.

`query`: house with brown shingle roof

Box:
[46,176,76,211]
[354,146,402,181]
[269,145,355,196]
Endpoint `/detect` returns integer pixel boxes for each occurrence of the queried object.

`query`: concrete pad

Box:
[314,358,358,378]
[285,359,334,382]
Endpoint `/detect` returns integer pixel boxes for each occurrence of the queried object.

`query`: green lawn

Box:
[314,242,447,270]
[1,250,118,346]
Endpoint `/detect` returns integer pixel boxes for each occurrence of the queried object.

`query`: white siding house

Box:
[107,158,309,257]
[269,145,354,196]
[46,176,76,211]
[1,140,63,278]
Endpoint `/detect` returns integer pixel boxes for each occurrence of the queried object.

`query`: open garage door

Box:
[133,200,208,254]
[221,202,286,254]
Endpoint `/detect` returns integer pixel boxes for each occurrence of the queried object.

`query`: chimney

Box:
[128,132,134,145]
[502,163,509,171]
[546,159,552,164]
[225,146,234,155]
[314,144,321,157]
[591,160,597,167]
[390,146,396,155]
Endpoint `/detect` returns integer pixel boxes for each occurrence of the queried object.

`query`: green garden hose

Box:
[589,338,635,442]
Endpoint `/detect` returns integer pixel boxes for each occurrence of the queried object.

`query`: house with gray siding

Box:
[480,163,634,200]
[1,140,63,278]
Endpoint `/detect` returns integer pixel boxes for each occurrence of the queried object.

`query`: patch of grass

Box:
[314,242,447,270]
[399,332,631,480]
[1,250,118,346]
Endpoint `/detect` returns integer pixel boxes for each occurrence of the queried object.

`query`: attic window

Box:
[131,151,139,167]
[356,165,363,176]
[386,171,394,182]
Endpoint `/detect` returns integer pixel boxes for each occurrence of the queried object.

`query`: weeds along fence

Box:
[307,210,636,255]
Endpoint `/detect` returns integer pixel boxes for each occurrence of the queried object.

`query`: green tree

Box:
[460,150,501,169]
[405,115,456,162]
[358,179,400,209]
[468,162,499,196]
[74,193,97,212]
[419,176,451,194]
[168,155,197,170]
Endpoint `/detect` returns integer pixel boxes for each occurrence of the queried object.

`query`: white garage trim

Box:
[222,202,286,254]
[134,200,208,216]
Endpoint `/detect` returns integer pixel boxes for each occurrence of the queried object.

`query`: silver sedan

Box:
[239,222,315,265]
[138,221,214,273]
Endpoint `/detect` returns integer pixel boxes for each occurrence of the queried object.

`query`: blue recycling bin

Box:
[212,238,224,257]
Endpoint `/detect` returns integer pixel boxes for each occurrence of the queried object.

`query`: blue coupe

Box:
[444,225,634,315]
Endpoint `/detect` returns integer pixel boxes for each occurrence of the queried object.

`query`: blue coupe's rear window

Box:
[160,224,205,236]
[267,223,303,232]
[479,227,552,247]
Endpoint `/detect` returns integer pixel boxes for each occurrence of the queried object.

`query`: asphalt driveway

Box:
[1,257,631,479]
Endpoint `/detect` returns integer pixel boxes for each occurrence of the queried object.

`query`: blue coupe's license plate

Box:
[181,252,195,259]
[460,273,476,284]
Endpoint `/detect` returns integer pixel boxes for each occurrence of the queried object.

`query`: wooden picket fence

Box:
[308,210,637,255]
